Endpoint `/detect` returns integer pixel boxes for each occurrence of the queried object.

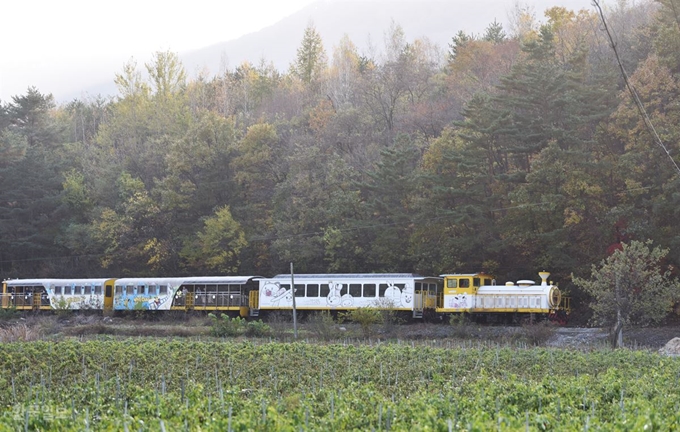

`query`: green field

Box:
[0,340,678,430]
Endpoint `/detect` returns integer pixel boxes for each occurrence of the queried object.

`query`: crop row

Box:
[0,340,678,430]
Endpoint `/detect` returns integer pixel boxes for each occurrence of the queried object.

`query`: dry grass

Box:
[0,323,42,342]
[519,321,557,346]
[62,323,210,338]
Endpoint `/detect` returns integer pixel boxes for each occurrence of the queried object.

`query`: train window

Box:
[415,283,422,291]
[459,279,470,288]
[64,286,72,295]
[294,284,305,297]
[115,286,123,294]
[473,278,481,287]
[126,286,135,295]
[159,285,168,295]
[84,286,92,295]
[148,285,157,295]
[363,284,376,297]
[395,284,405,290]
[320,284,330,297]
[281,284,290,290]
[54,286,62,295]
[349,284,361,297]
[74,286,82,295]
[446,279,457,288]
[484,278,492,286]
[94,286,102,295]
[379,284,388,296]
[339,284,348,296]
[206,284,217,293]
[307,284,319,297]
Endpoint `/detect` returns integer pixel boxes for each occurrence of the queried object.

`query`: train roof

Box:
[269,273,440,280]
[113,276,262,285]
[3,278,113,286]
[181,276,262,284]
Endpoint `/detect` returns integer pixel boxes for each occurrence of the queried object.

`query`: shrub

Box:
[448,313,473,339]
[0,306,18,321]
[245,319,271,337]
[307,311,337,341]
[343,308,383,338]
[208,313,245,337]
[520,321,556,345]
[375,299,403,337]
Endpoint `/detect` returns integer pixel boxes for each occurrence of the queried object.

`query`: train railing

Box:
[173,292,248,310]
[560,296,572,314]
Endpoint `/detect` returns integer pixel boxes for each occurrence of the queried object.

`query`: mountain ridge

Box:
[74,0,594,101]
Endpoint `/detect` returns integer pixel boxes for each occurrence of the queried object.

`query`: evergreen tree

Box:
[482,19,507,44]
[357,136,420,271]
[0,88,72,276]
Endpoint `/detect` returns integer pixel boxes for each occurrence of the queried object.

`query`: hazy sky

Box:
[2,0,598,103]
[1,0,316,102]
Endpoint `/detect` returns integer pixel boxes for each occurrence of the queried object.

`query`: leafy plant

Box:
[573,240,680,347]
[342,307,383,338]
[0,305,18,321]
[245,319,271,337]
[208,313,245,337]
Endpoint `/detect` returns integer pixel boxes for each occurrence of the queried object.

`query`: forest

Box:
[1,1,679,314]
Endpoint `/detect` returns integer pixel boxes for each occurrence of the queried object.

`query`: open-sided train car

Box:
[1,276,261,315]
[1,278,116,311]
[251,273,442,318]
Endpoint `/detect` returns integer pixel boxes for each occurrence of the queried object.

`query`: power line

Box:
[592,0,680,176]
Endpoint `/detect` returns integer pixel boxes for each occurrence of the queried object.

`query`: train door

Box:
[1,282,7,309]
[104,279,115,314]
[32,287,42,311]
[413,282,424,318]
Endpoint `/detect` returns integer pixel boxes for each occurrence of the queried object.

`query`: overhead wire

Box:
[592,0,680,176]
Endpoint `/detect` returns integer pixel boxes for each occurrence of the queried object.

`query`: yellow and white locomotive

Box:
[437,271,569,323]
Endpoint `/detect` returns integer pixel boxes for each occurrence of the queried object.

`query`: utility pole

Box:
[291,262,298,339]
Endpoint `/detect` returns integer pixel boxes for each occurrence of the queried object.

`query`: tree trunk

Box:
[611,309,624,348]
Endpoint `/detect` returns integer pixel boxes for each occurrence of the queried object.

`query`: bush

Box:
[208,313,245,337]
[520,321,556,345]
[307,311,337,341]
[0,306,18,321]
[343,308,383,338]
[448,313,473,339]
[245,320,271,337]
[375,299,404,337]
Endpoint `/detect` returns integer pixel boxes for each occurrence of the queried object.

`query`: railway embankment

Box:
[1,313,678,351]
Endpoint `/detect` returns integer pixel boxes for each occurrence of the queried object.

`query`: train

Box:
[0,271,571,323]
